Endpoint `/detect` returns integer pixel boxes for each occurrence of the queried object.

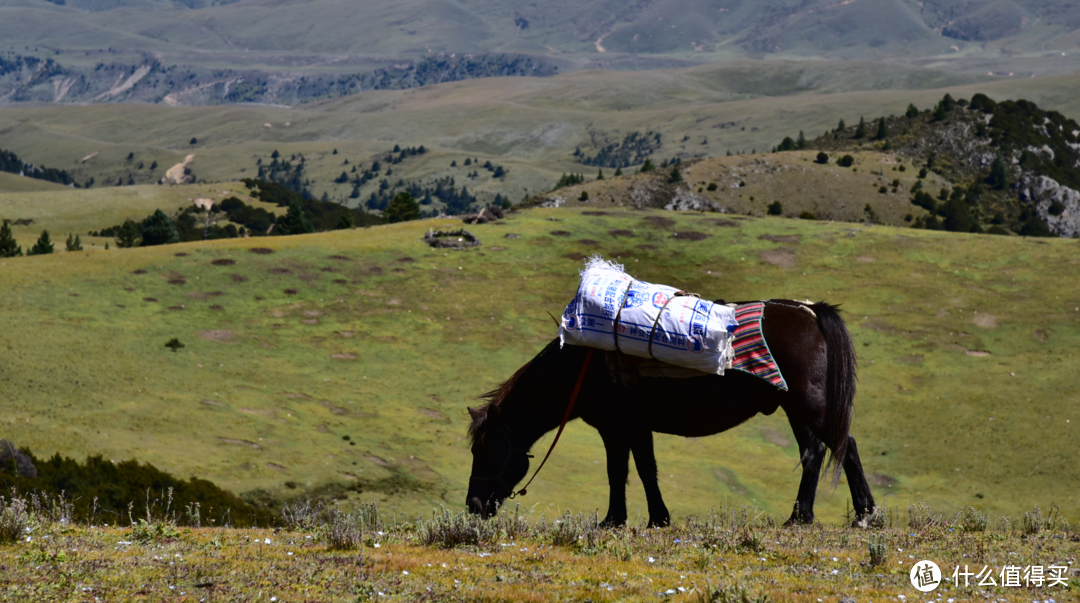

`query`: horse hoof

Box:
[783,515,814,527]
[599,517,626,529]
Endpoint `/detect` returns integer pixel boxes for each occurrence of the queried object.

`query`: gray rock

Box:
[0,439,38,479]
[1019,175,1080,237]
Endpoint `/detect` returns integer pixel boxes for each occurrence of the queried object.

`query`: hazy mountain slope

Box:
[2,0,1080,106]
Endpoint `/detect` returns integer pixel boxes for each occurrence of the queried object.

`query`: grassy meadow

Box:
[0,500,1076,602]
[1,201,1078,526]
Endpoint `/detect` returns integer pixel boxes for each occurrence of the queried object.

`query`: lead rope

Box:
[511,347,595,498]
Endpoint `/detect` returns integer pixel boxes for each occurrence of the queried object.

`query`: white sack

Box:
[559,257,737,375]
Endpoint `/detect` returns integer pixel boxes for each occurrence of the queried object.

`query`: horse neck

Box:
[501,343,593,450]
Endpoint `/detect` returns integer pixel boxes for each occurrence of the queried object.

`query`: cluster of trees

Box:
[0,147,75,186]
[365,176,480,216]
[575,131,663,169]
[242,179,381,230]
[0,220,77,256]
[908,181,1051,236]
[256,151,313,199]
[0,444,261,526]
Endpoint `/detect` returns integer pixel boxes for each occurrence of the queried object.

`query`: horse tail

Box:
[812,302,857,484]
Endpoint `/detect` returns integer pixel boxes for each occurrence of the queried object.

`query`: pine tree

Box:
[596,169,604,180]
[614,167,623,177]
[28,230,54,255]
[65,233,83,251]
[140,210,181,246]
[668,166,682,183]
[854,117,867,139]
[149,161,158,170]
[875,117,888,140]
[335,213,354,230]
[276,200,314,235]
[384,192,420,223]
[837,118,846,131]
[987,153,1009,189]
[639,158,656,173]
[795,131,807,149]
[115,220,140,248]
[905,103,919,118]
[0,219,22,257]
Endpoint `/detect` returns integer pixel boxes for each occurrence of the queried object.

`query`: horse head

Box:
[465,404,531,517]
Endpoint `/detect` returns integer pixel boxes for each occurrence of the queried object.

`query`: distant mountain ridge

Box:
[1,0,1079,106]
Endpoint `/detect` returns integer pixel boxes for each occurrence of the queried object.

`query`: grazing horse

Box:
[465,301,876,527]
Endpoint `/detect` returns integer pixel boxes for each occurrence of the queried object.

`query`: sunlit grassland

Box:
[0,182,277,251]
[1,204,1078,525]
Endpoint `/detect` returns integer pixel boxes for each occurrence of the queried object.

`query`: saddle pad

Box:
[731,302,789,391]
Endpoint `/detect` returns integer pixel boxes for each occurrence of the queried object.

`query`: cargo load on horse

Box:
[559,257,738,375]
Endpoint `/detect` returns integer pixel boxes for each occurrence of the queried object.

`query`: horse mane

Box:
[467,338,561,444]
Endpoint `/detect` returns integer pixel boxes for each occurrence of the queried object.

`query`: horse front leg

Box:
[630,431,670,528]
[784,422,825,526]
[842,435,878,526]
[598,429,631,527]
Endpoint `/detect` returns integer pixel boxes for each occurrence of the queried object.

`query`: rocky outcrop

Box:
[1019,175,1080,238]
[0,439,38,479]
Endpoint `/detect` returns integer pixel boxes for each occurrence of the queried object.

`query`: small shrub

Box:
[419,507,499,549]
[814,151,828,164]
[706,182,718,191]
[867,533,887,567]
[837,155,854,168]
[798,211,817,220]
[908,502,939,529]
[578,191,589,201]
[323,507,363,550]
[766,201,783,216]
[958,506,988,532]
[0,496,30,543]
[899,164,906,172]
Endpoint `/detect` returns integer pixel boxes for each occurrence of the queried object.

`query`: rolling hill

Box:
[1,202,1077,524]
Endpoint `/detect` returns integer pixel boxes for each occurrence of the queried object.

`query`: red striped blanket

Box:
[731,302,788,391]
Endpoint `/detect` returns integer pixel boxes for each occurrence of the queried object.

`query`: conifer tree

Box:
[639,158,656,173]
[837,118,846,131]
[668,166,682,183]
[875,117,888,140]
[796,131,807,149]
[614,167,623,177]
[987,153,1009,189]
[596,169,604,180]
[115,220,140,248]
[383,192,420,223]
[276,200,314,235]
[28,230,54,255]
[905,103,919,118]
[65,233,83,251]
[140,209,180,246]
[335,213,354,230]
[854,117,868,139]
[0,219,22,257]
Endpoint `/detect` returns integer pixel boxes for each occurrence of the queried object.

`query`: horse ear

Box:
[467,406,484,422]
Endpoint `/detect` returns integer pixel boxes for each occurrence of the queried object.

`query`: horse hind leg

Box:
[842,435,878,526]
[629,431,670,528]
[784,422,826,526]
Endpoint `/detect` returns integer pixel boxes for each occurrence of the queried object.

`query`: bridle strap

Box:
[512,347,595,498]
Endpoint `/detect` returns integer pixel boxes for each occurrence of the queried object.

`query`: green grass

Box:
[0,172,70,194]
[0,498,1075,602]
[1,204,1078,525]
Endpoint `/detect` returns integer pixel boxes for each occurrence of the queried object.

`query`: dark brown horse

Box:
[466,301,876,527]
